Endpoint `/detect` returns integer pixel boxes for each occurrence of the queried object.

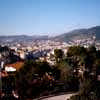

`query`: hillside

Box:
[53,26,100,42]
[0,26,100,42]
[0,35,49,42]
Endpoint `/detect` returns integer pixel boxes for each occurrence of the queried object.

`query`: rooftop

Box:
[5,61,24,71]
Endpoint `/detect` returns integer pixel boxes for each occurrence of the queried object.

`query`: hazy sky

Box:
[0,0,100,36]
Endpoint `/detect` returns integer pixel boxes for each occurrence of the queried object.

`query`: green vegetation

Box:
[68,46,100,100]
[54,49,64,63]
[15,60,53,99]
[15,55,78,99]
[13,45,100,100]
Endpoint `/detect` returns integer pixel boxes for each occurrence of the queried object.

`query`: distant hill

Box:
[53,26,100,42]
[0,35,49,42]
[0,26,100,42]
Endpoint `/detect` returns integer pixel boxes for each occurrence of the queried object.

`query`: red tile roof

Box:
[5,61,24,71]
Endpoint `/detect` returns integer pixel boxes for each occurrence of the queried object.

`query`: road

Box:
[41,93,75,100]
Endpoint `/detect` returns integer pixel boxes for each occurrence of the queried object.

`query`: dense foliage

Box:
[13,45,100,100]
[69,46,100,100]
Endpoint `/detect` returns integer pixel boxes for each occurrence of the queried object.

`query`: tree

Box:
[57,61,72,81]
[15,60,54,99]
[54,49,63,63]
[67,46,87,57]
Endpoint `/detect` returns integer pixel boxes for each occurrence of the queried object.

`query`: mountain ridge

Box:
[0,26,100,42]
[53,26,100,42]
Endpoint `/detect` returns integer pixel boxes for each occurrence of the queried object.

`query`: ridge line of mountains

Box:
[53,26,100,42]
[0,26,100,42]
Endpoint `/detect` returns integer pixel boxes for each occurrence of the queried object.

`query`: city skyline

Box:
[0,0,100,36]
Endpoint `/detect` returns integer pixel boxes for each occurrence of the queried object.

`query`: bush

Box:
[69,95,89,100]
[79,79,92,95]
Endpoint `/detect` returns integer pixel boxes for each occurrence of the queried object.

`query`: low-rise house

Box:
[5,61,24,71]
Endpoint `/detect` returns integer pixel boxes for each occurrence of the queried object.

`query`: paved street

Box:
[42,93,75,100]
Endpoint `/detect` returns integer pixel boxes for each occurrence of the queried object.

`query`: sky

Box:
[0,0,100,36]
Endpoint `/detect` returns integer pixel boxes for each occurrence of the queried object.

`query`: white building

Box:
[5,66,16,72]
